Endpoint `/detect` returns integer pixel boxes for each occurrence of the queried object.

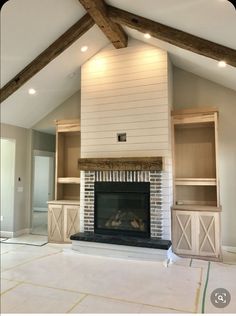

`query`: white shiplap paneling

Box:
[81,40,170,158]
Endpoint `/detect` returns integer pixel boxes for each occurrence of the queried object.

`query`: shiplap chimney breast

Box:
[80,40,173,239]
[81,40,172,159]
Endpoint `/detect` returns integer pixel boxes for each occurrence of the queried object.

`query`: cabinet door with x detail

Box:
[64,205,80,242]
[172,210,196,255]
[48,204,64,242]
[197,212,220,258]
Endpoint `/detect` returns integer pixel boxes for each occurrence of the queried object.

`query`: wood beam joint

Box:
[79,0,128,49]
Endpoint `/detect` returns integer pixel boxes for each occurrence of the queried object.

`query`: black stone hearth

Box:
[70,232,171,250]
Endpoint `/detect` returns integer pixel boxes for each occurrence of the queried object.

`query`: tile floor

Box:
[1,239,236,314]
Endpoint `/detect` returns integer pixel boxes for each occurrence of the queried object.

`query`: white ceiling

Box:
[1,0,236,129]
[1,0,109,128]
[107,0,236,49]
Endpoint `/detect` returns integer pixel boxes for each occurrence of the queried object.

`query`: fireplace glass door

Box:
[95,182,150,238]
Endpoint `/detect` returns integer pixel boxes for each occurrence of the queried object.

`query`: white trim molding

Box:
[222,245,236,254]
[0,228,31,238]
[0,231,14,238]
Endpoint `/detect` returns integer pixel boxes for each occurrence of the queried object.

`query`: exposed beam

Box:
[108,6,236,68]
[79,0,127,49]
[0,14,94,103]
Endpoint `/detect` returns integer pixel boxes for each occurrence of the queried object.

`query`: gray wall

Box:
[0,123,31,233]
[0,91,79,235]
[0,138,15,232]
[32,130,55,152]
[33,90,81,134]
[173,67,236,247]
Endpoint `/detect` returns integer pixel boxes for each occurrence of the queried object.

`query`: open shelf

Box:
[175,185,217,207]
[172,109,220,208]
[175,178,217,186]
[57,183,80,201]
[55,119,81,201]
[174,124,216,179]
[58,177,80,184]
[57,132,81,178]
[172,204,221,212]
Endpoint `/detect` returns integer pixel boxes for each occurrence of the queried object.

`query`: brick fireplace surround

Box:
[79,168,172,241]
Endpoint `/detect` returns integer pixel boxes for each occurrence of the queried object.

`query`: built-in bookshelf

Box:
[171,108,221,260]
[48,119,80,243]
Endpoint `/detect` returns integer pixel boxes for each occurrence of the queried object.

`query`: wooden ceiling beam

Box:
[0,13,94,103]
[108,6,236,68]
[79,0,127,49]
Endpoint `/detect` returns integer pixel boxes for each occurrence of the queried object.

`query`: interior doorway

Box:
[32,151,55,235]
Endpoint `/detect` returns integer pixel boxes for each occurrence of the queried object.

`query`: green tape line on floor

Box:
[201,261,211,313]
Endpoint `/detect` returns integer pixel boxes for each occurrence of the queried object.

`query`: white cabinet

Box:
[172,210,221,259]
[48,202,80,243]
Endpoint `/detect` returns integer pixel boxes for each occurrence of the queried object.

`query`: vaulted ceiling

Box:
[1,0,236,128]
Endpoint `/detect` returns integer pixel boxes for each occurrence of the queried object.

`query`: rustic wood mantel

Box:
[78,157,163,171]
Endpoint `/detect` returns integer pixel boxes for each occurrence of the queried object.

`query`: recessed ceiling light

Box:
[28,88,36,95]
[218,60,227,68]
[81,46,88,52]
[144,33,151,39]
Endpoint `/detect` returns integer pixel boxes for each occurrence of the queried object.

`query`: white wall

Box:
[33,91,81,134]
[32,130,55,152]
[81,40,171,159]
[173,67,236,247]
[80,40,173,239]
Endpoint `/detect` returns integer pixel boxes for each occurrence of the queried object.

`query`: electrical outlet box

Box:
[117,133,127,142]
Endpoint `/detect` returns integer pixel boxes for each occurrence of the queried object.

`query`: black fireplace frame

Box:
[94,182,150,238]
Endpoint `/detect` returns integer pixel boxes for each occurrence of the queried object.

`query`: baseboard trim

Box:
[0,231,14,238]
[0,228,31,238]
[14,228,31,237]
[222,245,236,253]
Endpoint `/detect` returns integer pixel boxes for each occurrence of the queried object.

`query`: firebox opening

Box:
[94,182,150,238]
